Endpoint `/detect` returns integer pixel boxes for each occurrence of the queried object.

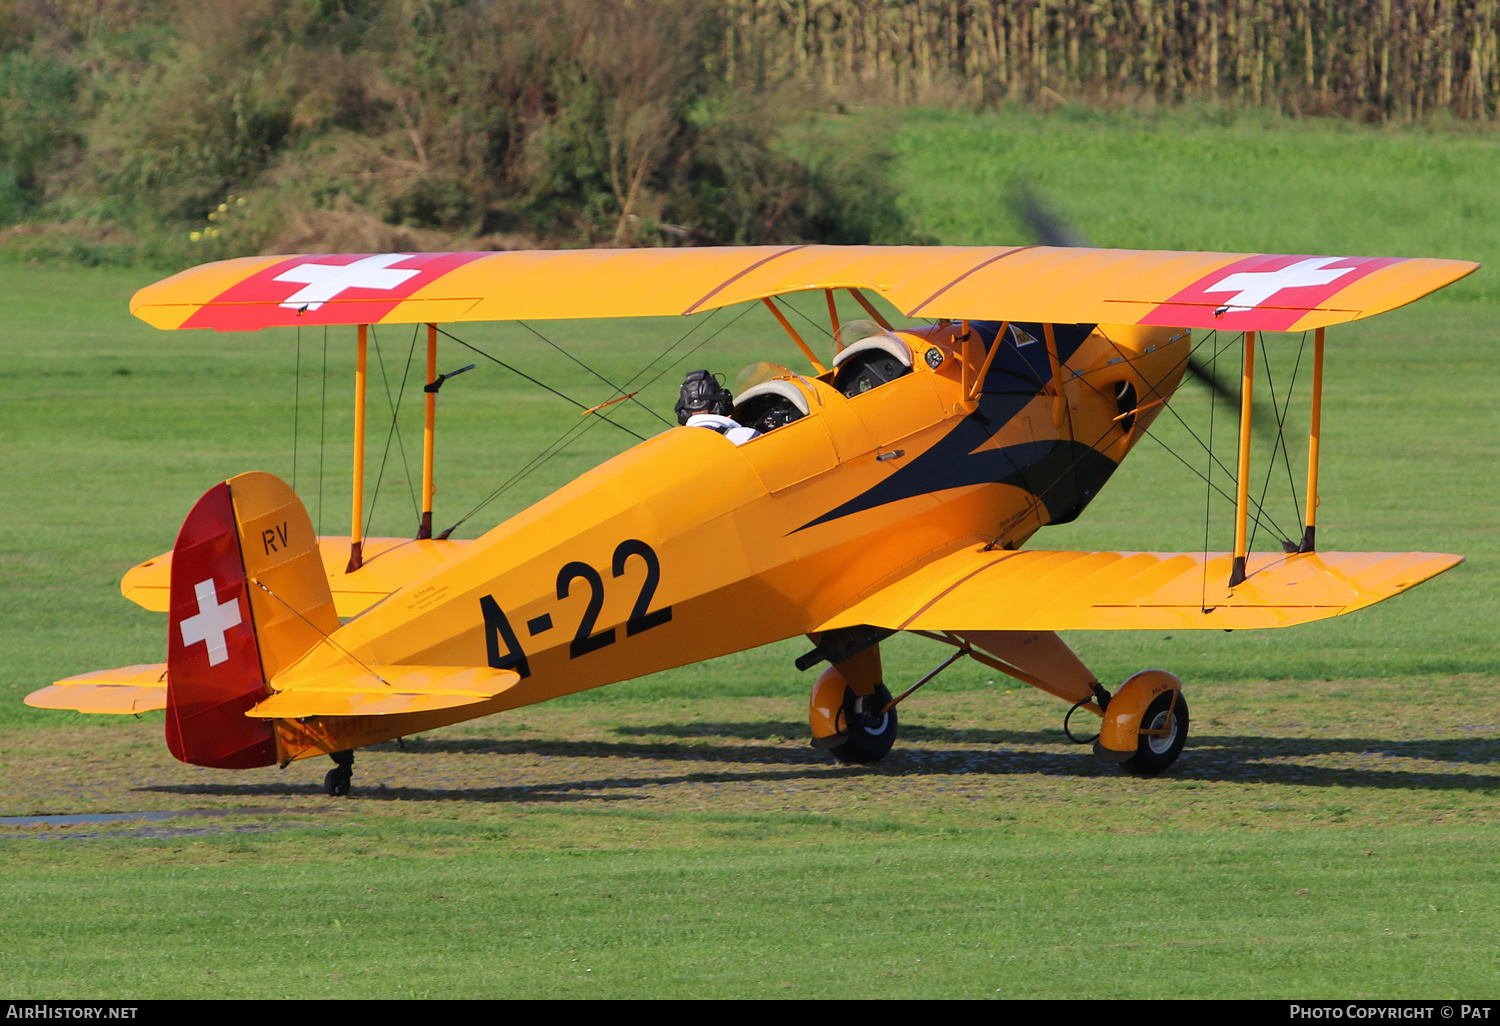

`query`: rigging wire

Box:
[777,294,836,339]
[514,319,673,427]
[434,326,646,442]
[1202,327,1222,610]
[1092,326,1296,544]
[1042,325,1293,542]
[317,326,328,536]
[435,303,757,538]
[364,324,421,539]
[611,306,724,397]
[623,302,758,396]
[292,325,301,492]
[1246,330,1308,555]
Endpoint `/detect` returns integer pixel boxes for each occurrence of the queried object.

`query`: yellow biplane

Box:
[26,245,1476,794]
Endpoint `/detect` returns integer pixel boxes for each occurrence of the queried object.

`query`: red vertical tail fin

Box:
[165,473,338,769]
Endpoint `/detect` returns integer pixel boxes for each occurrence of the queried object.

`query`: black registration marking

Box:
[612,539,672,636]
[480,540,670,669]
[556,562,616,658]
[481,595,531,679]
[261,522,289,555]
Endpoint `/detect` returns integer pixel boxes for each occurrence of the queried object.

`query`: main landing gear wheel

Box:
[1121,692,1189,777]
[828,684,898,765]
[324,750,354,796]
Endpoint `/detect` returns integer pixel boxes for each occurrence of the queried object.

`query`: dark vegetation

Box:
[4,0,1499,267]
[0,0,918,265]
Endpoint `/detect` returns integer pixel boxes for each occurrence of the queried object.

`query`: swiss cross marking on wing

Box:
[180,578,242,666]
[273,254,422,311]
[1202,256,1355,313]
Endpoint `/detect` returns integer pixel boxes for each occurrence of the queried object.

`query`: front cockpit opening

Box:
[828,320,914,398]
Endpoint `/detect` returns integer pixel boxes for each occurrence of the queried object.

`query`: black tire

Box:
[324,766,352,797]
[827,684,898,764]
[1121,691,1189,776]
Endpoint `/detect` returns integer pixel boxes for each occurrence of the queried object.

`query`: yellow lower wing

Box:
[818,548,1463,633]
[26,664,169,714]
[248,665,521,719]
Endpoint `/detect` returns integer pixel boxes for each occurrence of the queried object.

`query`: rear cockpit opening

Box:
[733,379,809,434]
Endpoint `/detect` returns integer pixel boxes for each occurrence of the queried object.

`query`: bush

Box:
[0,0,924,262]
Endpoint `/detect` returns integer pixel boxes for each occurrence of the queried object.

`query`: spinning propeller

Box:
[1002,178,1279,431]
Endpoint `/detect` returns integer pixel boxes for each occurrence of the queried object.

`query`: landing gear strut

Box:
[324,749,354,796]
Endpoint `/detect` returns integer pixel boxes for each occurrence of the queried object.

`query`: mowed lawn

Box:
[0,107,1496,998]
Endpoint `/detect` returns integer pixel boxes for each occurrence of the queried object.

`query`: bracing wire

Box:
[1092,325,1296,543]
[612,306,724,396]
[515,319,673,427]
[1048,325,1293,544]
[1247,330,1308,555]
[436,302,757,538]
[365,324,422,539]
[434,326,646,442]
[292,325,301,492]
[1202,327,1222,610]
[317,326,328,535]
[777,294,836,339]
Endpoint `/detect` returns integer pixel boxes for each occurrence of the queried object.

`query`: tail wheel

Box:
[1121,691,1189,776]
[827,684,898,764]
[324,750,354,797]
[324,767,352,796]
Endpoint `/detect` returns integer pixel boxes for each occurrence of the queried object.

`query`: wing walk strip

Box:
[682,244,810,315]
[816,547,1464,634]
[903,245,1035,316]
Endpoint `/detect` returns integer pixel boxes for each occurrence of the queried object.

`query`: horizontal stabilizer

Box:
[122,536,473,617]
[818,548,1463,633]
[25,664,169,714]
[246,665,520,718]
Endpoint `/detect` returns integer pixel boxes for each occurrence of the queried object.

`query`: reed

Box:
[723,0,1500,121]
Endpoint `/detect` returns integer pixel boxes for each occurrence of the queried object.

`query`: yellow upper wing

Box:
[816,547,1463,633]
[130,246,1478,334]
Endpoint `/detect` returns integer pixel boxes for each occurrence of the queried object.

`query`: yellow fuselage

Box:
[275,322,1190,761]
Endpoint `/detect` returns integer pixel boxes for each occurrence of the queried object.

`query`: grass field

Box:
[1,107,1497,998]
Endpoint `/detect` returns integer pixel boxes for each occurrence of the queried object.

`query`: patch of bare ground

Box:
[3,680,1495,840]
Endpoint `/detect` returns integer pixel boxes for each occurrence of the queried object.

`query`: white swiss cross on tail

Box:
[273,254,421,311]
[1203,256,1355,313]
[179,578,242,666]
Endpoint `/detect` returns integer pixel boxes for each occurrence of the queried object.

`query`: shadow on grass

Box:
[133,719,1500,804]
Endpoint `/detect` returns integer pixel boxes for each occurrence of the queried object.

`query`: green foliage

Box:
[0,49,79,219]
[0,0,924,257]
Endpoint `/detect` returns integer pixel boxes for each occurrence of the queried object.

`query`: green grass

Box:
[1,106,1498,998]
[894,105,1500,304]
[3,823,1496,999]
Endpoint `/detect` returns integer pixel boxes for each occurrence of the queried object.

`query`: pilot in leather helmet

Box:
[674,369,760,445]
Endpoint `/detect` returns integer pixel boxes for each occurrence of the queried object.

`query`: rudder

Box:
[166,472,337,768]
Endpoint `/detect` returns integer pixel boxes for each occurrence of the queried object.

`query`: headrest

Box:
[732,379,810,416]
[831,334,913,370]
